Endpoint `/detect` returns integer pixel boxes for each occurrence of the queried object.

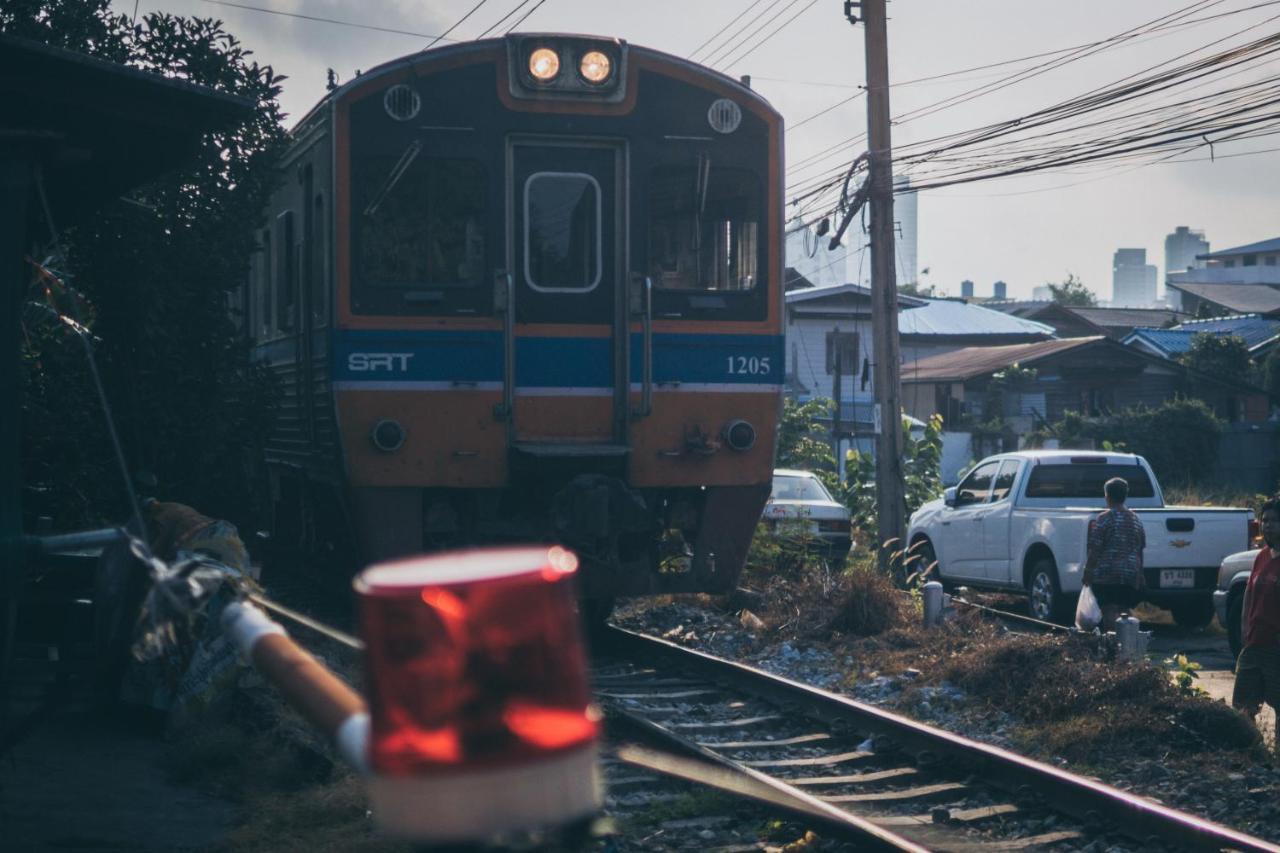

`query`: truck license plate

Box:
[1159,569,1195,588]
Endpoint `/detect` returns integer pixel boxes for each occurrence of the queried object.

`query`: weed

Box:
[1166,653,1207,697]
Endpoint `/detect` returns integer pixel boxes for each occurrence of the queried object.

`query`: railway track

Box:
[595,624,1280,852]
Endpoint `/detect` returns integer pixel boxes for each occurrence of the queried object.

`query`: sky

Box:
[115,0,1280,302]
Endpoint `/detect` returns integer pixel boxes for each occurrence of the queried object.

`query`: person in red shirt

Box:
[1232,497,1280,745]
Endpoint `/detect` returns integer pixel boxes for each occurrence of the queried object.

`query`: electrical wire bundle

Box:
[786,0,1280,236]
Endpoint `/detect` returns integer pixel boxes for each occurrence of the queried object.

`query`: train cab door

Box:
[507,140,627,447]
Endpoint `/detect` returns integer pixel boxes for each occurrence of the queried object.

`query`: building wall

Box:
[1165,226,1209,277]
[786,313,876,406]
[894,175,919,288]
[1112,248,1158,307]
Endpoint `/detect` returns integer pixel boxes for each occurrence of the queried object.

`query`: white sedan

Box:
[763,469,854,564]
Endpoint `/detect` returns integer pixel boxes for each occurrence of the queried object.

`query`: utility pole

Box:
[831,329,843,459]
[856,0,906,572]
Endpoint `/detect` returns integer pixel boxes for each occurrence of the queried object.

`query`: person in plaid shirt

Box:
[1083,477,1146,628]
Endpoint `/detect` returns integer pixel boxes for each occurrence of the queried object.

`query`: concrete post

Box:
[1116,615,1142,662]
[923,581,944,628]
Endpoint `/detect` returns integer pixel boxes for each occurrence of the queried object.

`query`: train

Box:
[239,33,784,611]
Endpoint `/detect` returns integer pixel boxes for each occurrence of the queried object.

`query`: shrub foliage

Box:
[9,1,286,528]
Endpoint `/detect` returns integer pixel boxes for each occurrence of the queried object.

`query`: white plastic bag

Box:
[1075,584,1102,631]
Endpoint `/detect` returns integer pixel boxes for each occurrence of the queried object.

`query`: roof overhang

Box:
[0,35,255,224]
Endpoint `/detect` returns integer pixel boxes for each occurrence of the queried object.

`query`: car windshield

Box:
[770,475,833,502]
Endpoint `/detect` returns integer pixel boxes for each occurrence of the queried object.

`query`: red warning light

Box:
[355,546,600,840]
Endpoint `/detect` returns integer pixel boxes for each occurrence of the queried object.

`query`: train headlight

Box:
[579,50,612,84]
[528,47,560,82]
[723,419,756,452]
[371,419,406,453]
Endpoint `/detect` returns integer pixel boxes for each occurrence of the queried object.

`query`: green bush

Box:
[842,413,945,550]
[10,2,286,528]
[1044,398,1224,486]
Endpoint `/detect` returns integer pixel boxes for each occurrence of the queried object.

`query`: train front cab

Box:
[330,35,784,597]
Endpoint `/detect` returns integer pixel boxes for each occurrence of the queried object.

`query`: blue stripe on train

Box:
[332,329,784,387]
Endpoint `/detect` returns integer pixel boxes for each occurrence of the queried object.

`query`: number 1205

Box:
[727,356,771,375]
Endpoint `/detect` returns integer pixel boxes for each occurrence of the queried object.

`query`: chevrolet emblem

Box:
[1170,539,1192,549]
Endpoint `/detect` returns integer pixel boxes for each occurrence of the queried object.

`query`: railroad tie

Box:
[821,781,968,804]
[741,750,874,768]
[667,714,782,730]
[878,802,1019,826]
[787,766,919,786]
[702,733,833,749]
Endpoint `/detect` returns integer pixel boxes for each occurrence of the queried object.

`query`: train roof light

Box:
[528,47,560,83]
[355,546,600,841]
[579,50,612,85]
[508,36,627,102]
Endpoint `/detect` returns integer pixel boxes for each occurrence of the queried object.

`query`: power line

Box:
[716,0,820,71]
[474,0,535,39]
[194,0,460,41]
[687,0,773,60]
[505,0,550,32]
[424,0,494,51]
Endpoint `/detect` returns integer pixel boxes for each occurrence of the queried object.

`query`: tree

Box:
[1047,273,1097,307]
[10,2,286,528]
[1180,333,1252,384]
[777,398,838,492]
[1263,348,1280,402]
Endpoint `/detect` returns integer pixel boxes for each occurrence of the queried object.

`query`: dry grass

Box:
[164,689,411,853]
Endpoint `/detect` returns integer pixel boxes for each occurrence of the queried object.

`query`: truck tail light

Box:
[355,546,601,841]
[1249,517,1261,548]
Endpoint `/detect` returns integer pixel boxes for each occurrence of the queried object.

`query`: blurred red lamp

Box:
[355,546,600,841]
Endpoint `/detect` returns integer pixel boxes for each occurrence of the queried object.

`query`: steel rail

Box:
[608,709,929,851]
[601,625,1280,853]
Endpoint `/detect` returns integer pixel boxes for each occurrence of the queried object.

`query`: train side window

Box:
[648,162,759,292]
[352,155,486,308]
[312,193,327,326]
[259,228,273,338]
[524,172,601,292]
[276,210,295,331]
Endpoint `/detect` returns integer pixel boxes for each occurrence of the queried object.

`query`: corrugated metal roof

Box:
[901,337,1104,383]
[784,282,927,306]
[1067,307,1187,328]
[897,299,1056,337]
[1127,314,1280,356]
[1173,314,1280,347]
[1166,282,1280,314]
[1199,236,1280,259]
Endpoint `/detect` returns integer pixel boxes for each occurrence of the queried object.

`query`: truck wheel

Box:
[1170,596,1214,630]
[1226,587,1244,660]
[1027,560,1070,624]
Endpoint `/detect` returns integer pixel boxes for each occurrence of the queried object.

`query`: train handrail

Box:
[633,275,653,417]
[494,271,515,422]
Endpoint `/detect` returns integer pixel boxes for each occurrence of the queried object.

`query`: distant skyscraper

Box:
[893,175,919,288]
[960,279,974,298]
[993,280,1007,300]
[1112,248,1158,307]
[1032,285,1052,301]
[1164,226,1209,277]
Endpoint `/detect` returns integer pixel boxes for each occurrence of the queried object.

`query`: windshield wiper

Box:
[363,140,422,217]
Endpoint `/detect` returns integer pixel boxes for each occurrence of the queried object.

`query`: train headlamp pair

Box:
[528,47,613,85]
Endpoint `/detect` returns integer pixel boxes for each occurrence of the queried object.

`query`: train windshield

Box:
[648,161,759,292]
[352,152,486,299]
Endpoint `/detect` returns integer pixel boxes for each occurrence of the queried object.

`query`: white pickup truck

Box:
[907,450,1254,625]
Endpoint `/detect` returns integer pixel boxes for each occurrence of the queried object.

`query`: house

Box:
[1163,281,1280,318]
[1123,314,1280,361]
[986,301,1187,340]
[784,284,925,434]
[785,286,1058,468]
[901,336,1268,432]
[897,298,1056,364]
[1165,236,1280,313]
